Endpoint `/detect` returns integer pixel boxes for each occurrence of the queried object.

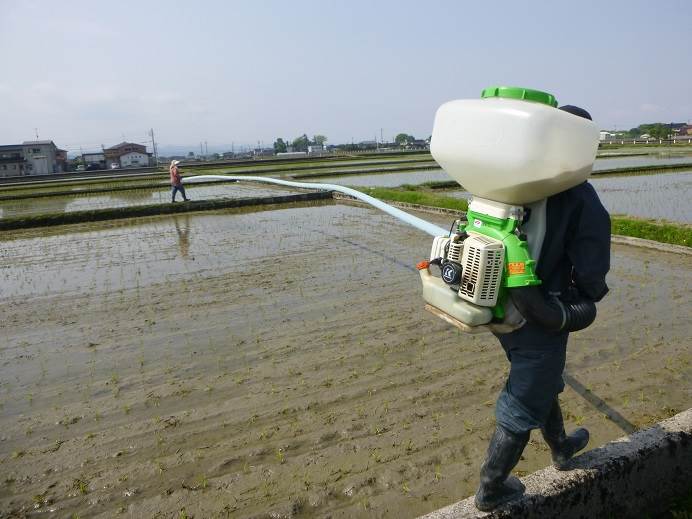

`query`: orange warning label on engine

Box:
[508,262,526,275]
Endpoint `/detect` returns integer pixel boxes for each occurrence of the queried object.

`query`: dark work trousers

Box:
[494,323,568,434]
[171,184,187,201]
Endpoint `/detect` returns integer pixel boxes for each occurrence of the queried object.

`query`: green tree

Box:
[395,133,414,146]
[637,123,671,139]
[273,138,288,153]
[313,135,327,145]
[649,123,671,140]
[292,134,310,152]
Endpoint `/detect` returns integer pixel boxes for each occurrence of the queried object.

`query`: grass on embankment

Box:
[361,186,691,248]
[361,186,468,212]
[611,216,690,247]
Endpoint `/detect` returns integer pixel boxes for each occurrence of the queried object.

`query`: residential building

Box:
[104,142,152,168]
[0,140,64,178]
[408,139,430,149]
[0,145,25,177]
[82,152,106,169]
[23,140,62,174]
[119,151,150,168]
[56,148,68,171]
[252,148,274,157]
[678,124,692,136]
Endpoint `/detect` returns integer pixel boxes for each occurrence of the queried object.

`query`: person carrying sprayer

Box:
[180,87,611,512]
[471,104,610,511]
[170,160,190,202]
[416,88,611,511]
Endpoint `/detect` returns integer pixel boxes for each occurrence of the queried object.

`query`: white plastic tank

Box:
[430,86,600,205]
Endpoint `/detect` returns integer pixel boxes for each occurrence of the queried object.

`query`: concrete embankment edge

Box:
[419,408,692,519]
[611,234,692,255]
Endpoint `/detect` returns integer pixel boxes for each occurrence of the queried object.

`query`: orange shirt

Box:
[170,166,182,186]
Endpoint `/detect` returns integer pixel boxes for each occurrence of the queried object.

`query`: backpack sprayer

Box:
[419,86,601,333]
[186,86,601,334]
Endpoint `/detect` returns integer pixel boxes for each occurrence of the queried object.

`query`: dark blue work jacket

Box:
[536,181,611,302]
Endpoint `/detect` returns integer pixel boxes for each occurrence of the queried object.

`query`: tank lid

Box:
[481,86,558,107]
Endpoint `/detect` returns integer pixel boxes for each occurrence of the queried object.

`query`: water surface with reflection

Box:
[445,171,692,223]
[0,184,300,218]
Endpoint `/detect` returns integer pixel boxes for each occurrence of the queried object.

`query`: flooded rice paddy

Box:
[444,171,692,224]
[2,167,691,225]
[589,171,692,223]
[592,152,692,171]
[1,203,690,518]
[0,184,302,219]
[328,169,451,188]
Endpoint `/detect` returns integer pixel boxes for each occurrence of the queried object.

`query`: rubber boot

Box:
[541,398,589,470]
[474,425,530,512]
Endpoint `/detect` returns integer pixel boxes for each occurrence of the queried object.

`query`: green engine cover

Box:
[461,209,541,319]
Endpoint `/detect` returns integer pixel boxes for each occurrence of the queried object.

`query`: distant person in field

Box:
[170,160,190,202]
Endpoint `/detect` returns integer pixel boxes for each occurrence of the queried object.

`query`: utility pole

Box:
[205,140,208,156]
[200,142,203,158]
[150,128,158,165]
[380,128,384,144]
[34,128,39,140]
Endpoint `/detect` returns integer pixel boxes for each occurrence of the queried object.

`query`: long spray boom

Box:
[183,175,449,237]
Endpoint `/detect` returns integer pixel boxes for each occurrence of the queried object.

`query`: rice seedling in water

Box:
[72,477,89,495]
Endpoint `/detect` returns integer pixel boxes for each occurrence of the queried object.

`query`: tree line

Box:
[272,132,428,153]
[273,134,327,153]
[622,123,685,139]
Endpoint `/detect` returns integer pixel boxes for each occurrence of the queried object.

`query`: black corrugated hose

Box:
[509,286,597,332]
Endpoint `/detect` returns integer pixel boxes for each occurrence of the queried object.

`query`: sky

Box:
[1,0,691,154]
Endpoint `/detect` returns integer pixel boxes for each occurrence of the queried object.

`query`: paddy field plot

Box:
[0,203,690,518]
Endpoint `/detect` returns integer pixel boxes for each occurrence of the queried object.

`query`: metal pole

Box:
[150,128,158,165]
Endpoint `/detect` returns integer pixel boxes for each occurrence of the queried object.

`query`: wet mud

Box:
[0,204,690,518]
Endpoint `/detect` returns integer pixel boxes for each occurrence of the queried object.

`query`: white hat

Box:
[171,160,181,166]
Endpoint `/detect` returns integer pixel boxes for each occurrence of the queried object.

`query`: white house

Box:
[119,151,149,168]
